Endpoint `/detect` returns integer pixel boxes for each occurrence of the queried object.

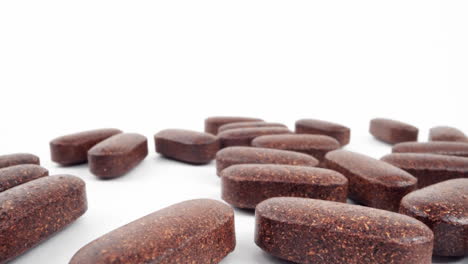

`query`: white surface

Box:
[1,0,467,263]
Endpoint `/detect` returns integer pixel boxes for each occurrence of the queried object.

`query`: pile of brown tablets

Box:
[1,117,467,264]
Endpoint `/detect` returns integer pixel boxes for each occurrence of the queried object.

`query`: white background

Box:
[1,1,467,263]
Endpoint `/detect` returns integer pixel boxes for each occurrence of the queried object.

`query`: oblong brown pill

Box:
[381,153,468,188]
[50,128,122,165]
[155,129,219,164]
[218,121,287,133]
[216,146,319,176]
[0,175,87,263]
[393,141,468,157]
[255,197,434,264]
[205,116,263,135]
[295,119,350,146]
[88,133,148,179]
[429,126,467,142]
[325,150,417,211]
[251,134,340,162]
[400,179,468,257]
[218,127,291,148]
[0,153,39,169]
[69,199,235,264]
[0,164,49,192]
[370,118,418,144]
[221,164,348,209]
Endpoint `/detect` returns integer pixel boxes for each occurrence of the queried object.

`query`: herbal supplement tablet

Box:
[0,153,39,169]
[392,141,468,157]
[295,119,350,146]
[369,118,418,144]
[429,126,467,142]
[218,127,291,148]
[205,116,263,135]
[0,164,48,192]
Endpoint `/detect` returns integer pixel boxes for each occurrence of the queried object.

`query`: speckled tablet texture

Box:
[400,179,468,257]
[50,128,122,165]
[255,197,434,264]
[0,164,49,192]
[204,116,263,135]
[221,164,348,209]
[370,118,418,144]
[218,127,291,148]
[251,134,340,162]
[392,141,468,157]
[215,146,319,176]
[381,153,468,188]
[0,175,87,264]
[0,153,40,169]
[325,150,417,211]
[218,121,287,133]
[88,133,148,179]
[295,119,350,146]
[429,126,468,142]
[69,199,236,264]
[155,129,220,164]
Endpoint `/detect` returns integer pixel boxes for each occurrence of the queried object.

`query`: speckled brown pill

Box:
[0,153,39,169]
[50,128,122,165]
[400,179,468,257]
[155,129,219,164]
[295,119,350,146]
[429,126,468,142]
[218,127,291,148]
[88,133,148,179]
[0,175,87,264]
[255,197,434,264]
[392,141,468,157]
[218,121,287,133]
[221,164,348,209]
[205,116,263,135]
[381,153,468,188]
[215,146,319,176]
[251,134,340,162]
[325,150,417,211]
[69,199,235,264]
[370,118,418,144]
[0,164,49,192]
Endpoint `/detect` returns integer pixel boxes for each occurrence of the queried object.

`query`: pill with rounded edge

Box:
[255,197,434,264]
[221,164,348,209]
[69,199,235,264]
[215,146,319,176]
[295,119,350,146]
[325,150,417,211]
[392,141,468,157]
[251,134,340,162]
[50,128,122,165]
[381,153,468,188]
[205,116,263,135]
[400,179,468,257]
[218,127,291,148]
[370,118,418,144]
[88,133,148,179]
[218,121,287,133]
[429,126,467,142]
[0,164,49,192]
[0,153,39,169]
[0,175,87,263]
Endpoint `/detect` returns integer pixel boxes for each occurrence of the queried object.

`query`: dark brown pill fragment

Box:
[393,141,468,157]
[251,134,340,162]
[0,153,39,169]
[69,199,235,264]
[218,127,291,148]
[88,133,148,179]
[205,116,263,135]
[429,126,468,142]
[221,164,348,209]
[370,118,418,144]
[400,179,468,257]
[218,121,287,133]
[0,175,87,264]
[325,150,417,211]
[255,197,434,264]
[216,146,319,176]
[295,119,350,146]
[0,164,49,192]
[381,153,468,188]
[50,128,122,165]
